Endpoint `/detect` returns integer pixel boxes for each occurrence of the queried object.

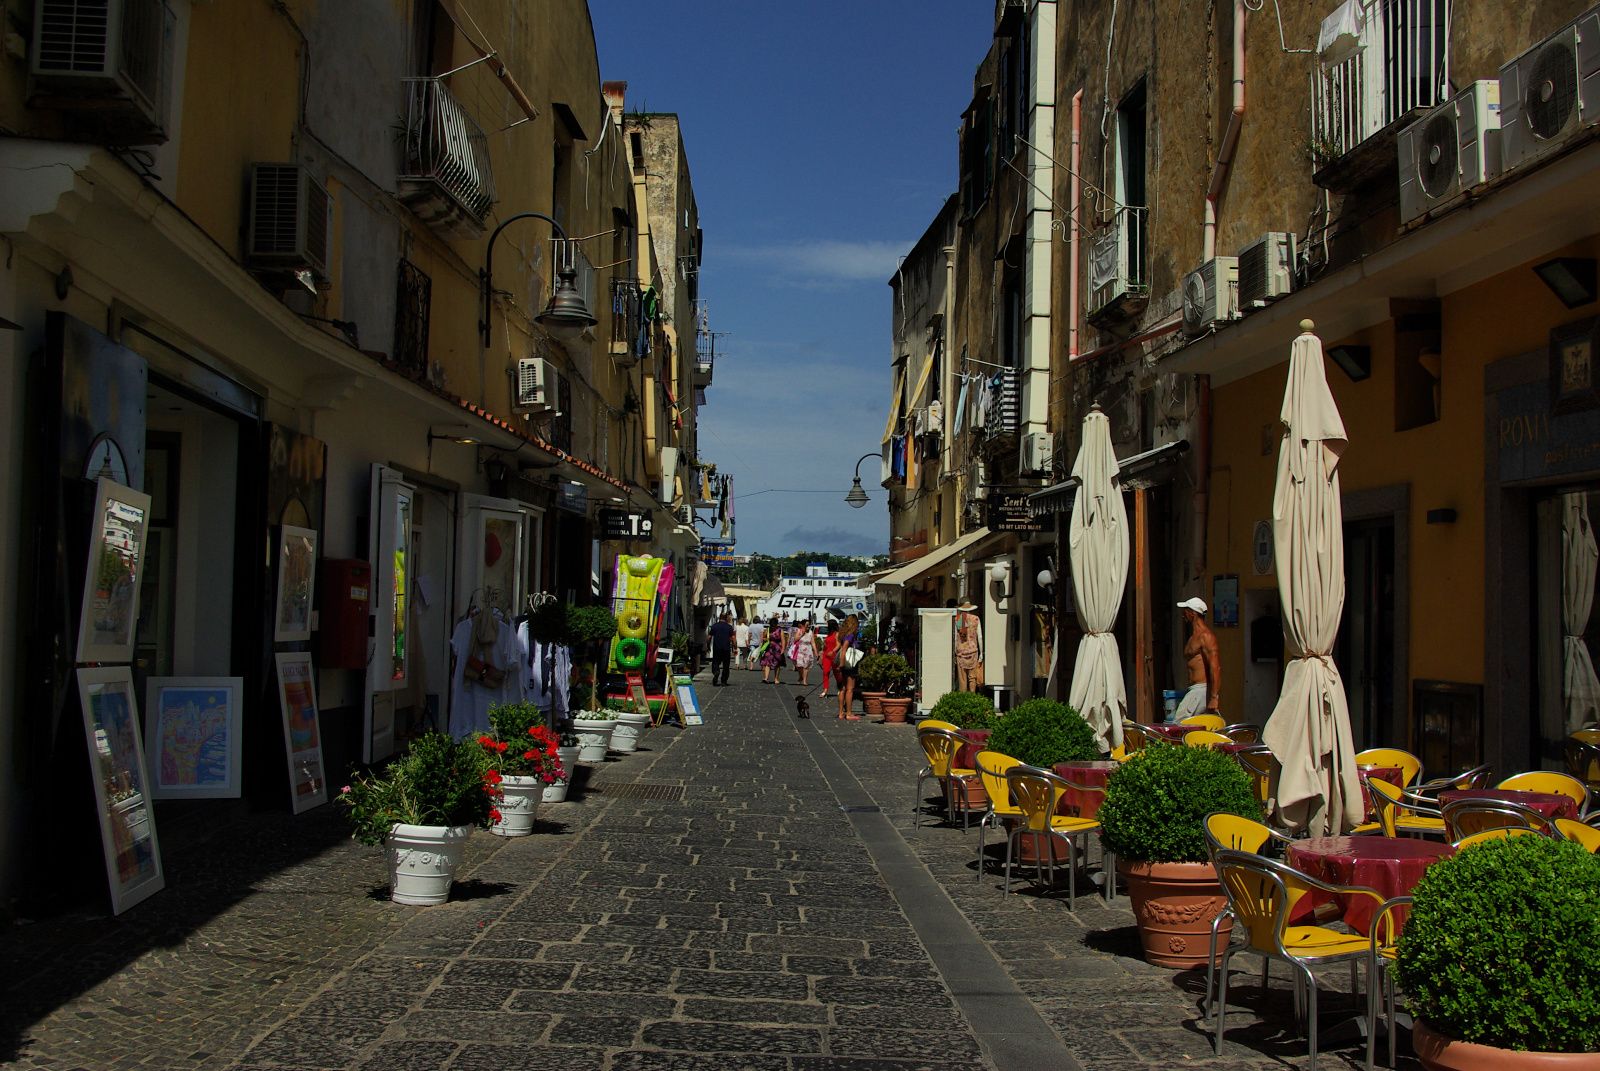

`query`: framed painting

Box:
[274,525,318,643]
[144,677,243,799]
[275,652,328,814]
[1212,574,1240,628]
[77,666,164,914]
[1551,316,1600,415]
[76,477,152,663]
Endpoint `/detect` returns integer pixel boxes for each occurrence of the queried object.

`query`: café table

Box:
[1142,722,1194,744]
[1437,788,1579,822]
[1287,835,1454,935]
[1053,760,1118,820]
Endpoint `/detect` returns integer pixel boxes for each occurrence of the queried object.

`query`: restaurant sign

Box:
[598,508,653,540]
[987,492,1044,533]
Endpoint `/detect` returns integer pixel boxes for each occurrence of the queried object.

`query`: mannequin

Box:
[955,600,984,691]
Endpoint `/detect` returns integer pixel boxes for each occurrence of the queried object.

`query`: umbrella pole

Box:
[1134,488,1156,724]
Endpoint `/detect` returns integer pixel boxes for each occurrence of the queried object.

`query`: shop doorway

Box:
[1338,517,1397,750]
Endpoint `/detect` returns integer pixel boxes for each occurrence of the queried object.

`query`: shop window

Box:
[1413,680,1483,778]
[1393,303,1442,431]
[1534,489,1600,766]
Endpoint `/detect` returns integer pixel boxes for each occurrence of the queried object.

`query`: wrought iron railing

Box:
[1310,0,1451,166]
[393,258,432,380]
[398,77,495,228]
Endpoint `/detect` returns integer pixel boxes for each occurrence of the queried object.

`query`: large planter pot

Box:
[1119,859,1231,969]
[543,745,582,803]
[1413,1020,1595,1070]
[574,719,616,762]
[944,775,989,815]
[610,711,652,753]
[953,729,991,770]
[1013,828,1074,865]
[862,692,886,717]
[492,776,543,837]
[880,697,913,724]
[386,823,471,906]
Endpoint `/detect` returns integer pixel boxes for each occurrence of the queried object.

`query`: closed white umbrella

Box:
[1262,321,1362,834]
[1562,492,1600,731]
[1068,406,1129,752]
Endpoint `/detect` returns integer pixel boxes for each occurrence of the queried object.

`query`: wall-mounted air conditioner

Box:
[30,0,175,143]
[1237,233,1296,309]
[1499,6,1600,175]
[1020,432,1053,476]
[245,164,330,281]
[1182,257,1239,337]
[658,445,679,505]
[513,357,560,415]
[1398,81,1502,225]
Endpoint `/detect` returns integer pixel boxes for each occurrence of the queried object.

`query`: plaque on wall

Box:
[1551,316,1600,415]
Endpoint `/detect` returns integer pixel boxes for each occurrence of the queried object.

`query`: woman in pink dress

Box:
[789,620,818,687]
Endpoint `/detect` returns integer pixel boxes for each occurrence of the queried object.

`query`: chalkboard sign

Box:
[674,675,703,726]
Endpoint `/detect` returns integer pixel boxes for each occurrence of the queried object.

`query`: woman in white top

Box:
[735,618,751,669]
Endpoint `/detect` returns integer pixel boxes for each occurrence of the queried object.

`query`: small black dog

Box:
[794,695,810,719]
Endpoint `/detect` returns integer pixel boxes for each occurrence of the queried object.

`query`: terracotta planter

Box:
[1414,1019,1596,1070]
[1013,828,1074,864]
[862,692,886,716]
[953,729,991,769]
[1118,859,1231,969]
[880,697,913,723]
[943,776,989,814]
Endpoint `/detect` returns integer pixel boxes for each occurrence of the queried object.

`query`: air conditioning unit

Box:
[1398,81,1503,225]
[512,357,560,415]
[1020,432,1053,476]
[1499,7,1600,174]
[30,0,175,143]
[245,164,330,280]
[1237,232,1296,309]
[1182,257,1239,337]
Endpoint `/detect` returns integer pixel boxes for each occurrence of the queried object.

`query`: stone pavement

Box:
[2,675,1414,1070]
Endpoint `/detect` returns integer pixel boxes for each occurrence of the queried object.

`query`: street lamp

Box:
[480,211,597,348]
[844,452,877,509]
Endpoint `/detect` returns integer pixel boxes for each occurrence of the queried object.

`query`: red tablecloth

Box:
[1053,761,1118,820]
[1287,836,1453,935]
[1437,788,1579,821]
[1142,722,1193,744]
[1357,765,1405,822]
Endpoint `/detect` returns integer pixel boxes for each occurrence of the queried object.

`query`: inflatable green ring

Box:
[615,636,648,669]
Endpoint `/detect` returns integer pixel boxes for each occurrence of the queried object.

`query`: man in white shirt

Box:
[735,618,752,669]
[747,619,766,669]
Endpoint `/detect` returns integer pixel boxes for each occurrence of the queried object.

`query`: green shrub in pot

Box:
[1395,834,1600,1056]
[1097,744,1260,863]
[985,699,1097,767]
[928,690,1000,731]
[338,732,497,848]
[858,653,911,694]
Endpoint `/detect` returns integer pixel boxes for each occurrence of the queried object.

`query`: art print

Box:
[274,525,318,643]
[77,667,164,913]
[145,677,243,799]
[276,653,328,813]
[76,478,152,663]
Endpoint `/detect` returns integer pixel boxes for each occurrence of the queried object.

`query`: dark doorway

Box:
[1339,518,1397,749]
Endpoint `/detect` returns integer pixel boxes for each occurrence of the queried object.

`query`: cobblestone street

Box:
[4,677,1409,1070]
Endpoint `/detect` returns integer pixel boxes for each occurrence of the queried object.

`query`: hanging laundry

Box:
[448,610,525,739]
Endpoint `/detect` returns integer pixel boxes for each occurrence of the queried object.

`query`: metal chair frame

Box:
[1358,775,1446,838]
[1221,722,1261,744]
[1366,896,1412,1071]
[1202,814,1296,1025]
[1001,763,1108,908]
[1439,796,1555,840]
[1496,769,1590,819]
[1412,764,1492,797]
[973,749,1023,883]
[913,726,977,834]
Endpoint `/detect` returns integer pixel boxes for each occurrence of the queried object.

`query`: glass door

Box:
[366,464,415,762]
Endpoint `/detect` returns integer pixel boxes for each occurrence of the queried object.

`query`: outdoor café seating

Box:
[1496,770,1590,817]
[1440,796,1557,840]
[1178,712,1227,732]
[913,725,977,834]
[1184,729,1232,749]
[1202,813,1295,1023]
[1556,817,1600,851]
[1352,777,1446,838]
[1002,764,1105,908]
[1221,722,1260,744]
[973,750,1023,882]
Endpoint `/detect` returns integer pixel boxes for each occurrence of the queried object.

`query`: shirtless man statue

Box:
[1176,597,1221,719]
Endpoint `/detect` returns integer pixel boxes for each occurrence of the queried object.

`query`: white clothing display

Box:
[448,612,526,739]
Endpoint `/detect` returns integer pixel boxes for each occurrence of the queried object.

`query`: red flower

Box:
[477,735,495,748]
[489,808,503,823]
[495,741,508,753]
[523,749,538,762]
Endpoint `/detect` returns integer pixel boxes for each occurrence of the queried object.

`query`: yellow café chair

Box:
[1557,817,1600,852]
[974,750,1024,883]
[1212,850,1398,1070]
[1184,729,1233,749]
[1221,722,1261,744]
[1354,747,1424,789]
[1352,776,1446,838]
[1452,827,1542,850]
[1202,813,1296,1023]
[1440,796,1556,840]
[1497,770,1590,818]
[1180,713,1228,732]
[1232,745,1278,819]
[1002,764,1106,909]
[1564,735,1600,798]
[913,726,978,835]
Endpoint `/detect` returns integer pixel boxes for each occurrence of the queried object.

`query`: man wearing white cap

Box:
[1176,597,1222,720]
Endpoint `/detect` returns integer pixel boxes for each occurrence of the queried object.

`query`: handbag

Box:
[843,647,864,669]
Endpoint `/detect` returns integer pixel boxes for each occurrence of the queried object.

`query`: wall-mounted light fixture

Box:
[428,424,480,446]
[844,452,878,508]
[480,212,597,348]
[1534,257,1598,310]
[1426,508,1458,525]
[1326,343,1372,382]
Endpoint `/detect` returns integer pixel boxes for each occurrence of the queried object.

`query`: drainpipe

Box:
[1202,1,1247,260]
[1069,90,1082,362]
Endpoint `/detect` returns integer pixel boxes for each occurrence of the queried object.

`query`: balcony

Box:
[398,77,495,237]
[692,347,714,388]
[1310,0,1451,191]
[549,239,597,336]
[610,279,644,363]
[1087,206,1148,325]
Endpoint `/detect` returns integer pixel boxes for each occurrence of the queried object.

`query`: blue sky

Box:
[591,2,993,557]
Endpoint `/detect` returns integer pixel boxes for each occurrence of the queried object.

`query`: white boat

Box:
[753,563,873,624]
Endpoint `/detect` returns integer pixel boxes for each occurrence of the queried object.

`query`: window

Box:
[1001,271,1022,369]
[551,137,571,233]
[960,93,994,216]
[629,132,644,173]
[1114,80,1148,288]
[393,258,431,380]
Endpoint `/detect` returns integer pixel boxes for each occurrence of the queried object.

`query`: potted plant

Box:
[1394,834,1600,1069]
[573,707,617,763]
[544,725,582,804]
[1096,744,1261,969]
[858,653,907,718]
[987,699,1100,862]
[337,732,498,906]
[566,604,619,711]
[928,690,1001,812]
[877,655,916,724]
[480,702,564,837]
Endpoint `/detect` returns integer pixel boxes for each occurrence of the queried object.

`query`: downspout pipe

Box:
[1202,0,1247,261]
[1069,90,1082,362]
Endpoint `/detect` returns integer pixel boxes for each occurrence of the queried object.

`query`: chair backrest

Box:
[1184,729,1232,749]
[1366,776,1404,837]
[918,719,960,734]
[1212,849,1296,955]
[1233,747,1276,811]
[1453,827,1542,850]
[1180,713,1227,731]
[1497,770,1589,813]
[1122,720,1150,751]
[1221,722,1260,744]
[1441,797,1552,840]
[1573,728,1600,746]
[1416,764,1494,795]
[1204,813,1276,859]
[1355,747,1424,788]
[1109,744,1132,763]
[917,727,964,778]
[1006,763,1070,834]
[1564,737,1600,789]
[975,750,1022,810]
[1556,817,1600,852]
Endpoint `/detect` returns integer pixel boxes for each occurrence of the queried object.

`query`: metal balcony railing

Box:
[398,77,495,235]
[610,279,644,357]
[1088,206,1148,320]
[1310,0,1451,169]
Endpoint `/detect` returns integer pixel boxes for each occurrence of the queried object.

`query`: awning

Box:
[874,526,997,589]
[698,573,727,606]
[1028,439,1191,516]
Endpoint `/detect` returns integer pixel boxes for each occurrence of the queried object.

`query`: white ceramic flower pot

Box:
[492,775,543,837]
[543,746,582,802]
[610,711,652,753]
[575,719,616,762]
[386,823,471,906]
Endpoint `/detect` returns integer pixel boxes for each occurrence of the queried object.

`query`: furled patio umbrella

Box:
[1262,321,1362,834]
[1563,491,1600,731]
[1067,405,1128,752]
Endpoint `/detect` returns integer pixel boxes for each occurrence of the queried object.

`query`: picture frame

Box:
[76,477,152,664]
[77,666,165,914]
[1212,574,1240,628]
[274,525,319,643]
[144,677,244,799]
[275,652,328,814]
[1550,316,1600,415]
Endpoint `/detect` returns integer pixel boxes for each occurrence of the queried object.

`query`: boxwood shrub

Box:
[986,699,1097,767]
[928,690,1000,731]
[1395,834,1600,1053]
[1097,744,1260,863]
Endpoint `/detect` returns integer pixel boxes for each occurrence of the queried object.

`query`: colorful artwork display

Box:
[76,478,152,663]
[275,652,328,814]
[144,677,243,799]
[274,525,318,643]
[77,667,164,914]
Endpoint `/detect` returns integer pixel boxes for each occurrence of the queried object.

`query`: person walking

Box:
[747,617,765,670]
[835,615,861,720]
[734,617,751,670]
[707,611,734,687]
[760,614,786,684]
[819,623,838,699]
[789,620,818,687]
